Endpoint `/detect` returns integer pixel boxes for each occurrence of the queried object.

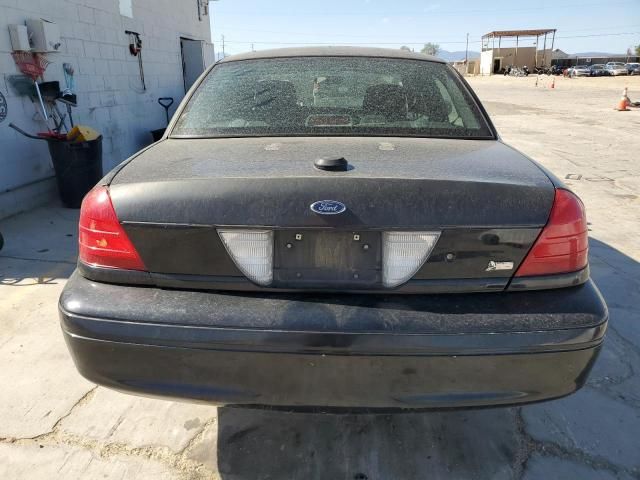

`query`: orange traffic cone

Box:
[616,87,631,111]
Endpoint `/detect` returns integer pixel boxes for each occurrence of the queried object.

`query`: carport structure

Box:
[480,29,556,74]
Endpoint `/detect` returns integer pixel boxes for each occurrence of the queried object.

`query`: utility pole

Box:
[465,33,469,64]
[221,34,225,57]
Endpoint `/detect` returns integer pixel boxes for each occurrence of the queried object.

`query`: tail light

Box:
[218,230,274,286]
[382,231,440,287]
[78,186,146,271]
[515,188,588,277]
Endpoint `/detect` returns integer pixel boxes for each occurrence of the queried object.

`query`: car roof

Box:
[218,46,446,64]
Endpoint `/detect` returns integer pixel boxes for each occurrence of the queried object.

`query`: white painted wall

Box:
[480,50,493,76]
[0,0,212,218]
[480,48,555,75]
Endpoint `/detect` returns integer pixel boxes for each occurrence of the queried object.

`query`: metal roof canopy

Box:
[482,29,556,39]
[481,28,557,68]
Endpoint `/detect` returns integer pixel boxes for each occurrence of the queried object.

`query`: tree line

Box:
[400,43,440,56]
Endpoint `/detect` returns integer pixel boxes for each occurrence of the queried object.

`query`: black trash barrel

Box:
[47,136,103,208]
[150,128,165,142]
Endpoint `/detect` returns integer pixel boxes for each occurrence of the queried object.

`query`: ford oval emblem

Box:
[310,200,347,215]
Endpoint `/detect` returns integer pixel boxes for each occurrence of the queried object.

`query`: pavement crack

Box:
[0,386,98,445]
[516,406,640,479]
[532,441,640,480]
[180,416,218,457]
[608,324,640,358]
[106,413,126,438]
[0,386,219,479]
[586,383,640,410]
[512,407,535,480]
[50,386,99,431]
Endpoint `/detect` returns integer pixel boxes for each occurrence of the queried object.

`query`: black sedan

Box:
[59,47,607,411]
[589,64,607,76]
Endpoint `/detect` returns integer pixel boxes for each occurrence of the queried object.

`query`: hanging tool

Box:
[63,63,76,94]
[60,63,77,128]
[125,30,146,91]
[11,52,51,127]
[36,80,70,133]
[57,97,75,128]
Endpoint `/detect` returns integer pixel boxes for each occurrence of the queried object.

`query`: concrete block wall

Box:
[0,0,211,218]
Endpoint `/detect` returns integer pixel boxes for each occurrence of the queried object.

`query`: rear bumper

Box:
[59,271,608,410]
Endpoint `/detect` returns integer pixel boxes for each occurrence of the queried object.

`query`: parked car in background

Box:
[569,65,591,77]
[605,62,628,76]
[626,63,640,75]
[59,47,607,411]
[589,64,607,76]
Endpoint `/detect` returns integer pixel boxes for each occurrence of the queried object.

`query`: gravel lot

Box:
[1,75,639,479]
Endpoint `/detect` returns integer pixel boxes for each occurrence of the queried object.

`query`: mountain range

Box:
[572,51,617,57]
[436,50,481,62]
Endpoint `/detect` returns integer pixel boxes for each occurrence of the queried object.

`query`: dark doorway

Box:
[180,37,205,93]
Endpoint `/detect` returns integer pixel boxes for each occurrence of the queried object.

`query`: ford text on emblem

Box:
[310,200,347,215]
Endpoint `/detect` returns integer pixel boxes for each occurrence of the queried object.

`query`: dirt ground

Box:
[0,75,639,479]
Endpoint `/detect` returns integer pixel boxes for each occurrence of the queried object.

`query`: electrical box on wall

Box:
[8,25,31,51]
[26,18,61,52]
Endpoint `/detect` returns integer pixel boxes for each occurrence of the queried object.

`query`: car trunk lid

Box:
[110,137,554,227]
[106,137,554,291]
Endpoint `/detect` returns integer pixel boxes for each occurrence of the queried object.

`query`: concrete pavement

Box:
[0,75,639,479]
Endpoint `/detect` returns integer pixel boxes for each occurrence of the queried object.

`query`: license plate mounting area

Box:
[273,230,381,288]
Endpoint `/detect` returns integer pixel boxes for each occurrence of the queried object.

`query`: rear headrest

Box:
[362,84,408,120]
[410,90,452,123]
[254,80,297,110]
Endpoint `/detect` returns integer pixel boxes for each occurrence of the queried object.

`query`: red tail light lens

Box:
[78,186,146,271]
[515,188,588,277]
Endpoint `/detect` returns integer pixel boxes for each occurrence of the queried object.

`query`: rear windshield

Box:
[171,57,493,139]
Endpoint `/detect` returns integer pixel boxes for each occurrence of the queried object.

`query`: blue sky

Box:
[209,0,640,56]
